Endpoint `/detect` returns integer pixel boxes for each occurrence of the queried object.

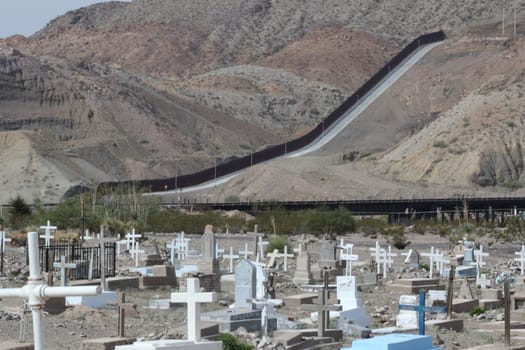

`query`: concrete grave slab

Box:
[81,337,136,350]
[343,333,440,350]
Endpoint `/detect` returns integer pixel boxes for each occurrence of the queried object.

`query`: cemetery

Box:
[3,216,525,350]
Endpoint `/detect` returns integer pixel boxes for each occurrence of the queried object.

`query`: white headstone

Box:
[396,295,418,329]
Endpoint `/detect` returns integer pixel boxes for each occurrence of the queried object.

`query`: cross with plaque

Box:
[398,290,446,335]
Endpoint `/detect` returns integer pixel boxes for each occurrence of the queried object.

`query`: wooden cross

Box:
[39,220,56,246]
[223,247,239,273]
[53,255,77,287]
[170,278,217,342]
[398,290,446,335]
[302,274,342,337]
[117,292,126,337]
[0,232,100,350]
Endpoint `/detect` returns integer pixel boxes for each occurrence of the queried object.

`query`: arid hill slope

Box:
[1,0,524,203]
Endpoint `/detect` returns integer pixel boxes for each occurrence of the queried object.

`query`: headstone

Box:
[396,295,418,329]
[458,278,474,300]
[292,235,313,285]
[336,275,371,327]
[462,238,475,264]
[235,260,257,309]
[398,290,446,335]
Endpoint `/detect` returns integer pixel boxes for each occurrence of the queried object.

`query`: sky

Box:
[0,1,130,38]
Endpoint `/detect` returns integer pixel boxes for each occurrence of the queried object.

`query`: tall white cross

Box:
[280,246,294,272]
[515,245,525,276]
[369,241,383,275]
[434,250,450,277]
[386,246,397,269]
[53,255,77,287]
[168,239,177,266]
[239,242,253,259]
[266,249,280,269]
[126,228,142,258]
[421,246,437,279]
[473,245,488,278]
[377,250,393,279]
[223,247,239,273]
[134,241,145,268]
[0,231,11,252]
[170,278,217,342]
[39,220,56,246]
[0,232,100,350]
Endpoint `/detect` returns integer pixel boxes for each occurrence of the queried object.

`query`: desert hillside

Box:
[0,0,524,203]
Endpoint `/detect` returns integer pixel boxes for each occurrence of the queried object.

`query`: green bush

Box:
[469,306,486,317]
[219,333,254,350]
[266,235,290,254]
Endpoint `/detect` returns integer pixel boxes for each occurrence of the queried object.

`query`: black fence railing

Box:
[98,31,446,193]
[39,242,116,280]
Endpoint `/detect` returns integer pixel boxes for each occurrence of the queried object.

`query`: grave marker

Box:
[239,242,253,260]
[515,245,525,276]
[266,249,280,269]
[223,247,239,273]
[53,256,77,287]
[302,274,342,337]
[235,260,257,309]
[39,220,56,246]
[398,290,446,335]
[0,230,11,252]
[215,242,224,259]
[170,278,217,342]
[477,273,491,289]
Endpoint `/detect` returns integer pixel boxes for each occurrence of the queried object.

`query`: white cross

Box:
[280,246,294,272]
[434,250,450,276]
[239,242,253,259]
[369,241,383,275]
[0,231,11,252]
[515,245,525,276]
[134,241,145,268]
[376,249,393,279]
[401,249,413,263]
[249,298,273,337]
[167,239,177,266]
[116,239,128,256]
[386,245,397,268]
[125,228,142,258]
[81,229,93,241]
[170,278,217,342]
[266,249,281,269]
[421,246,440,279]
[215,242,225,259]
[0,232,99,350]
[258,237,269,260]
[476,273,491,289]
[223,247,239,273]
[39,220,56,246]
[473,245,489,278]
[340,248,359,277]
[53,255,77,287]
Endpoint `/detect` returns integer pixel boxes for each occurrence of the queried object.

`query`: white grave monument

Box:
[396,295,418,330]
[0,232,100,350]
[336,275,371,327]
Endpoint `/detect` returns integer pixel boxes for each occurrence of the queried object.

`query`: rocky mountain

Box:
[0,0,524,203]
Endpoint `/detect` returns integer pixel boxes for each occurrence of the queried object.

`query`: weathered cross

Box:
[126,228,142,258]
[515,245,525,276]
[266,249,280,269]
[239,242,253,260]
[134,241,145,268]
[53,255,77,287]
[170,278,217,342]
[302,274,342,337]
[398,290,446,335]
[401,249,413,263]
[476,273,491,289]
[0,232,100,350]
[340,241,358,276]
[369,241,383,275]
[39,220,56,246]
[167,239,177,266]
[279,246,294,272]
[223,247,239,273]
[434,250,450,277]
